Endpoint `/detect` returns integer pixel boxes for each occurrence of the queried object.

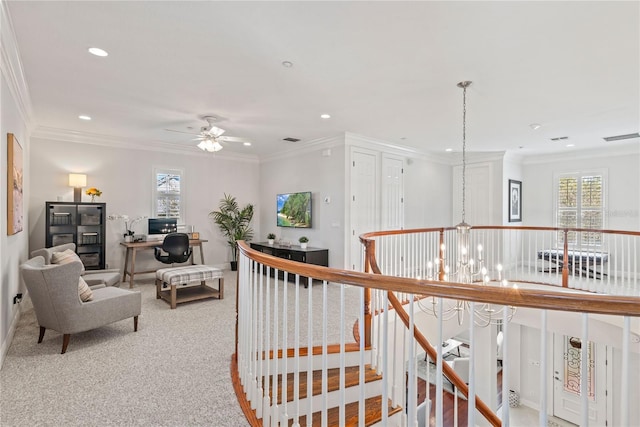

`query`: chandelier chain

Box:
[462,84,467,223]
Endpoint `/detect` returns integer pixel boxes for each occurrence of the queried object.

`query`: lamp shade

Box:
[68,173,87,188]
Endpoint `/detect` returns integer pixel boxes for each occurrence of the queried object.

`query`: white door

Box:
[553,334,607,426]
[349,150,378,271]
[381,155,404,230]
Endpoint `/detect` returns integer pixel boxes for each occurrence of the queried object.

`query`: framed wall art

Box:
[508,179,522,223]
[7,133,24,235]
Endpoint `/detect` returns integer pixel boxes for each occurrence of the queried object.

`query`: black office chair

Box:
[154,233,192,265]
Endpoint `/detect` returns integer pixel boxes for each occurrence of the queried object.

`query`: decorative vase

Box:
[268,239,274,245]
[300,242,307,249]
[90,195,96,202]
[230,261,238,271]
[124,235,133,243]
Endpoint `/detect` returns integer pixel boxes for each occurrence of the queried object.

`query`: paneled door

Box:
[553,334,608,426]
[349,149,378,271]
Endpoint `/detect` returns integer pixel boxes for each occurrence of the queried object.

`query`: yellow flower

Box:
[85,187,102,197]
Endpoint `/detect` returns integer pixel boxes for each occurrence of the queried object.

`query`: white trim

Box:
[259,134,345,163]
[0,0,34,127]
[31,126,260,163]
[152,167,185,222]
[345,132,454,165]
[553,168,608,238]
[522,143,640,165]
[0,297,24,370]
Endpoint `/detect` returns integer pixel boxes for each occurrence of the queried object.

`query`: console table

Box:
[250,242,329,287]
[120,239,207,288]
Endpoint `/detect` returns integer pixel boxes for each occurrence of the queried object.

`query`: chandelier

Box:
[416,81,516,327]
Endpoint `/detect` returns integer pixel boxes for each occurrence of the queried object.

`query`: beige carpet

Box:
[0,271,362,426]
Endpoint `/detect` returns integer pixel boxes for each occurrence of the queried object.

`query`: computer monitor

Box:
[148,218,177,235]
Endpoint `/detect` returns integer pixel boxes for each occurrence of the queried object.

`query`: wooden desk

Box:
[120,239,208,288]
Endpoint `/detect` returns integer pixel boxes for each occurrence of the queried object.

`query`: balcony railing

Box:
[234,226,640,426]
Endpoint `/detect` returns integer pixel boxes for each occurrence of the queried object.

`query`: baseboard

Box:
[519,398,539,411]
[0,293,27,371]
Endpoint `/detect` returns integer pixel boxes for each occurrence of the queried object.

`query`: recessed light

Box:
[243,142,252,146]
[88,47,108,57]
[282,61,293,68]
[78,115,92,121]
[320,114,331,119]
[566,144,575,147]
[445,148,453,152]
[529,123,541,130]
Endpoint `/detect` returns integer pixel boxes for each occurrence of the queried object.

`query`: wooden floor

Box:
[418,369,503,426]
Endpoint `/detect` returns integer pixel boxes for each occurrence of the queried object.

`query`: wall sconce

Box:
[68,173,87,202]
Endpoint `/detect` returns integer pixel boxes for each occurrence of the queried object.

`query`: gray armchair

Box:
[20,256,141,354]
[31,243,121,287]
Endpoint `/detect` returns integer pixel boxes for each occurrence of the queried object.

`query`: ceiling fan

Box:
[165,116,250,152]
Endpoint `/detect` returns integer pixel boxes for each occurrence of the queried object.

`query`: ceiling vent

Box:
[550,136,569,142]
[603,132,639,142]
[283,137,301,142]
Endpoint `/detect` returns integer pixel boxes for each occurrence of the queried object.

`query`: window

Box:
[555,170,606,247]
[153,168,184,221]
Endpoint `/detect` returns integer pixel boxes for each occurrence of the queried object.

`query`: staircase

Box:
[235,346,404,426]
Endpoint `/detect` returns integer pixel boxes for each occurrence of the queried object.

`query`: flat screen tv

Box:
[277,191,312,228]
[148,218,178,235]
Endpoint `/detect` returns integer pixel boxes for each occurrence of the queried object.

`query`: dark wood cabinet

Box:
[250,242,329,287]
[45,202,106,270]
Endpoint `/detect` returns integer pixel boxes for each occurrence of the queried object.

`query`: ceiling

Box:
[6,1,640,159]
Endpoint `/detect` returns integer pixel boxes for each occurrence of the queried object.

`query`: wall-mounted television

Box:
[277,191,312,228]
[148,218,178,235]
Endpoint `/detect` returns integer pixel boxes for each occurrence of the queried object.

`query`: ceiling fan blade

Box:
[164,128,200,136]
[219,136,250,143]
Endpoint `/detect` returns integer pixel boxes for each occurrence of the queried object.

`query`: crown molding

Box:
[521,142,639,165]
[0,1,34,127]
[259,134,346,163]
[31,126,260,163]
[344,132,453,165]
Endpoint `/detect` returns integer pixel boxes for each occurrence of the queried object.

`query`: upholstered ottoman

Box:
[155,265,224,309]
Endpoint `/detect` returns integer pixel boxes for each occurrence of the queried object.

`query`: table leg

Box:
[170,285,177,309]
[199,243,205,265]
[122,247,131,283]
[129,248,137,289]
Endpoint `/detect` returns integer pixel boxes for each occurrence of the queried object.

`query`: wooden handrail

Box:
[238,241,640,318]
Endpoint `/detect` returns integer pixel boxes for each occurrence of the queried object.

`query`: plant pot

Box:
[300,243,307,249]
[268,239,274,245]
[230,261,238,271]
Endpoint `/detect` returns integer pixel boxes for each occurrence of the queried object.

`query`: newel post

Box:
[362,238,374,348]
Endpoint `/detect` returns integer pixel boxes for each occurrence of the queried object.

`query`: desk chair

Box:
[154,233,192,265]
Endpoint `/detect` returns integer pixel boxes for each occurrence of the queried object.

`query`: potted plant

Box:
[209,193,254,271]
[267,233,276,245]
[299,236,309,249]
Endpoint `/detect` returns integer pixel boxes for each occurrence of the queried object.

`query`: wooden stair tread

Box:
[288,395,402,427]
[269,364,382,404]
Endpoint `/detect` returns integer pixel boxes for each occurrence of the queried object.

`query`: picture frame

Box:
[508,179,522,223]
[7,133,24,235]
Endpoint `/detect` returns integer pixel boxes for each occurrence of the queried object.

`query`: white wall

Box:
[28,138,260,272]
[523,147,640,229]
[258,138,346,268]
[0,36,30,367]
[404,156,452,229]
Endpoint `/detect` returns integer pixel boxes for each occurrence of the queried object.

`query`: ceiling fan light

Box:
[212,141,223,152]
[197,140,208,151]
